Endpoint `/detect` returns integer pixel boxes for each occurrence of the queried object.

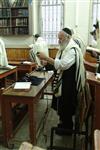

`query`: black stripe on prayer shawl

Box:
[73,48,82,93]
[77,76,82,92]
[76,56,82,91]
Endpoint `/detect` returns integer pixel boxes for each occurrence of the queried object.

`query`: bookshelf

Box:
[0,0,29,35]
[0,7,11,35]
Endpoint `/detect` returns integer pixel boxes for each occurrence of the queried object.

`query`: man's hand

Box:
[37,52,47,60]
[41,60,48,66]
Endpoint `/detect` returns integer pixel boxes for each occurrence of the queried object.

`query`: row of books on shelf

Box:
[12,0,28,7]
[0,19,10,27]
[11,9,28,17]
[0,8,28,18]
[0,9,10,17]
[12,27,28,35]
[0,0,11,8]
[0,0,28,8]
[0,27,28,35]
[12,18,28,26]
[0,18,28,27]
[0,28,11,35]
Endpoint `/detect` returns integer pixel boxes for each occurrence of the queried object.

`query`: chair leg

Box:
[85,120,89,150]
[73,132,77,150]
[49,127,56,150]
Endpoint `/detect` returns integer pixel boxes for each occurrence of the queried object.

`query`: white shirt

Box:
[0,38,8,66]
[54,39,76,71]
[54,38,85,90]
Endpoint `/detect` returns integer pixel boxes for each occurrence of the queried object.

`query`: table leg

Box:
[28,102,36,144]
[94,85,100,129]
[2,97,13,146]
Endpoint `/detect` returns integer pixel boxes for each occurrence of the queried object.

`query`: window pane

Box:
[92,1,100,24]
[97,4,100,19]
[40,0,63,45]
[93,4,97,24]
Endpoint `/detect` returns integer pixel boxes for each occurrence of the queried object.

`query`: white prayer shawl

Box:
[56,39,86,93]
[36,37,49,57]
[0,38,8,66]
[67,39,86,92]
[96,21,100,50]
[29,37,49,66]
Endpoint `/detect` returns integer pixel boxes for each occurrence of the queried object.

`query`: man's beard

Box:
[59,41,68,51]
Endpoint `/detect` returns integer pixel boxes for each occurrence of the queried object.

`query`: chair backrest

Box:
[94,129,100,150]
[75,82,92,131]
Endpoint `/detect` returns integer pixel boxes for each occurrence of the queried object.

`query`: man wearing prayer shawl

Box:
[37,27,86,135]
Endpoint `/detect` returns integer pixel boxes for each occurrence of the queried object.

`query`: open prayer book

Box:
[14,82,31,90]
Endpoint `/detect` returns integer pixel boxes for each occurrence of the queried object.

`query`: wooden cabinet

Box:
[0,1,29,35]
[6,48,58,61]
[6,48,30,61]
[49,48,58,58]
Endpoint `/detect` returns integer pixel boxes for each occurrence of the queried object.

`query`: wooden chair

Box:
[94,129,100,150]
[48,82,93,150]
[84,51,97,63]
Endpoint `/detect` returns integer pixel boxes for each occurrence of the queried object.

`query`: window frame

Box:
[39,0,64,45]
[92,0,100,25]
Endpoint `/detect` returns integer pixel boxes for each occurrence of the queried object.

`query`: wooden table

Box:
[2,71,54,147]
[9,61,36,73]
[0,66,17,87]
[0,67,17,143]
[86,71,100,150]
[87,71,100,130]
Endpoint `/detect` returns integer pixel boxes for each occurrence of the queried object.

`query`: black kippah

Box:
[62,28,72,36]
[34,34,40,38]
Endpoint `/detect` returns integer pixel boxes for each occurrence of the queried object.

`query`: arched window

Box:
[40,0,64,45]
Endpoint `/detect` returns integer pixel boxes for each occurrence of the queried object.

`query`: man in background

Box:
[34,34,49,57]
[0,37,8,66]
[29,34,48,67]
[30,34,54,70]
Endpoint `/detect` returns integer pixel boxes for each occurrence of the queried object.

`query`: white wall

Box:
[2,36,33,48]
[30,0,39,35]
[2,0,92,48]
[64,0,91,46]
